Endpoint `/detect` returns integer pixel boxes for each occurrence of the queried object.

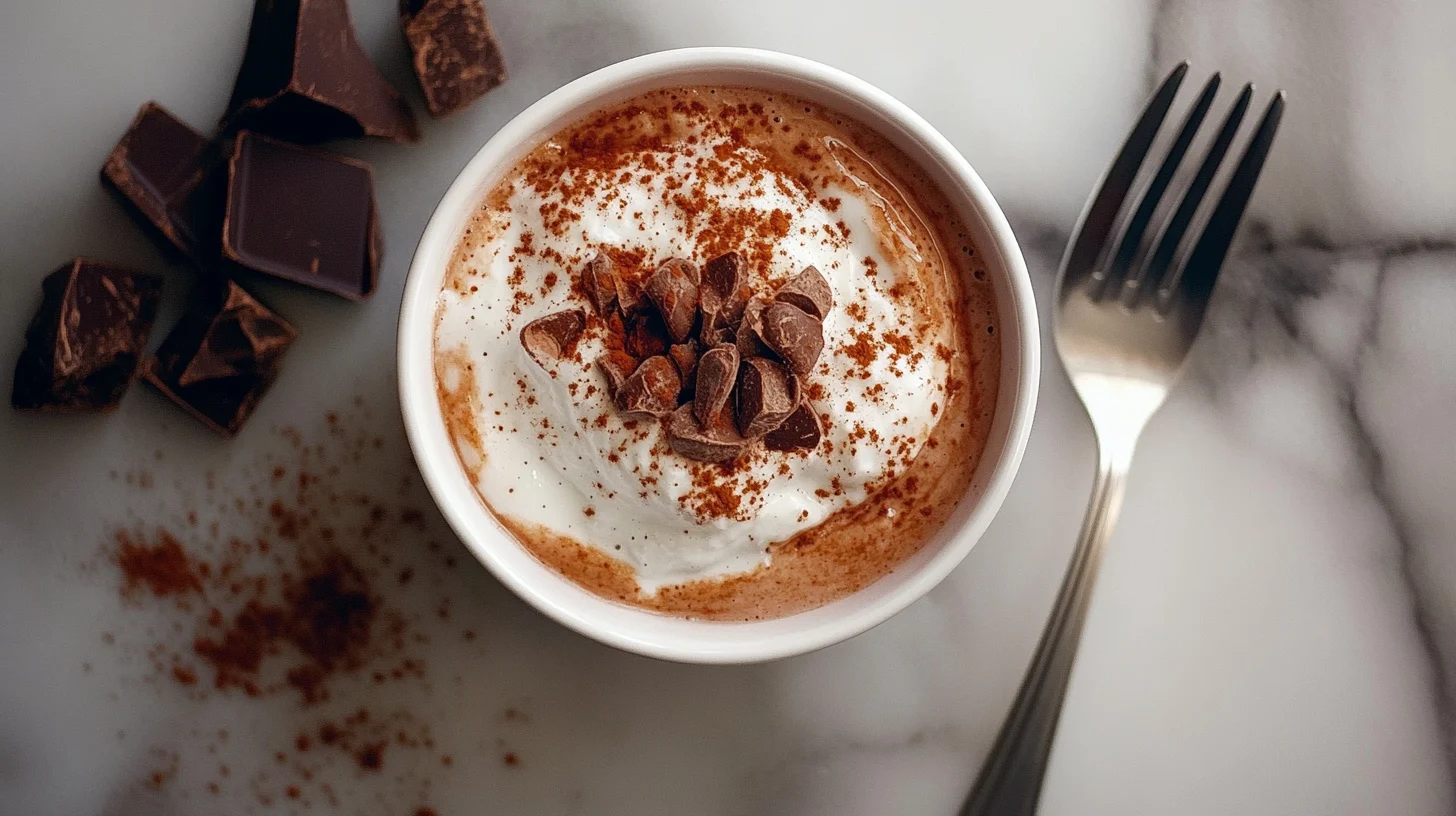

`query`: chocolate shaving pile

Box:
[522,252,832,463]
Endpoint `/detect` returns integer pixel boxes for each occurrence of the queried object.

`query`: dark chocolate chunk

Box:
[519,310,585,369]
[616,276,641,315]
[221,132,382,300]
[692,343,738,426]
[616,356,680,419]
[596,350,638,397]
[734,296,771,358]
[400,0,508,118]
[223,0,419,143]
[764,402,822,452]
[665,404,747,464]
[702,251,749,325]
[101,102,227,264]
[668,341,698,384]
[735,357,797,438]
[12,259,163,412]
[581,252,620,316]
[759,301,824,376]
[774,265,833,320]
[624,310,670,360]
[142,280,297,436]
[643,257,700,342]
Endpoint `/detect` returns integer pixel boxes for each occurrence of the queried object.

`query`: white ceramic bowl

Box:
[398,47,1039,664]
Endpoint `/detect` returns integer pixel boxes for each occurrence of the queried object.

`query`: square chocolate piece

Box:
[101,102,228,264]
[222,0,419,143]
[142,280,297,436]
[400,0,508,117]
[222,132,381,300]
[12,258,163,411]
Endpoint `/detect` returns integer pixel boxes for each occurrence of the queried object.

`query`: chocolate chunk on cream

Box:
[774,265,833,320]
[643,257,700,342]
[616,355,680,419]
[736,356,798,438]
[692,343,738,425]
[759,301,823,376]
[665,403,747,464]
[764,401,823,452]
[581,252,620,316]
[520,309,585,369]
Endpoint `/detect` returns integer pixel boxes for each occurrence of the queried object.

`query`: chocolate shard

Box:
[665,403,747,464]
[222,0,419,143]
[400,0,508,118]
[774,265,833,320]
[624,310,670,360]
[764,401,823,452]
[602,311,627,349]
[596,350,638,397]
[692,343,738,426]
[702,251,749,325]
[668,341,699,385]
[519,309,585,369]
[616,356,680,419]
[734,296,771,358]
[222,132,382,300]
[12,259,163,412]
[616,276,641,315]
[101,102,228,264]
[142,280,297,436]
[643,257,700,342]
[581,252,620,316]
[759,301,824,376]
[735,357,798,438]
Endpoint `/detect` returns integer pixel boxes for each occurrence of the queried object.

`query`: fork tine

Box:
[1058,62,1188,291]
[1102,72,1222,303]
[1167,91,1286,312]
[1133,83,1253,308]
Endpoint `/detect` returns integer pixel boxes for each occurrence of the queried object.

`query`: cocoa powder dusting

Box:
[96,406,500,813]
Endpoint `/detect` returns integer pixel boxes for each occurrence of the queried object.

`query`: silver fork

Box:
[959,63,1286,816]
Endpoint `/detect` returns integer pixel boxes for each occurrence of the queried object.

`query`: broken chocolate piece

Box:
[581,252,620,315]
[764,401,823,452]
[400,0,508,118]
[142,280,297,436]
[222,132,382,300]
[759,301,824,376]
[12,259,163,412]
[519,310,585,369]
[774,265,833,320]
[735,357,797,438]
[734,296,771,358]
[668,341,699,384]
[596,350,638,397]
[616,356,680,419]
[101,102,227,264]
[222,0,419,143]
[624,310,670,359]
[702,251,749,325]
[665,404,747,464]
[692,343,738,426]
[643,257,700,342]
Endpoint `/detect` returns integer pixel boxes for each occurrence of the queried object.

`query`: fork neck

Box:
[1070,372,1163,467]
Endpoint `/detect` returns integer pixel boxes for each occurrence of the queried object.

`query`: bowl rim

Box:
[397,46,1040,663]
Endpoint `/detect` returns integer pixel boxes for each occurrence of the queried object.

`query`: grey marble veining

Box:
[1,0,1454,814]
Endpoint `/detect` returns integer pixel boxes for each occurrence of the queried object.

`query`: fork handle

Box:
[960,439,1134,816]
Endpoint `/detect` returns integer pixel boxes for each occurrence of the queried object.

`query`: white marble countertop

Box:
[2,0,1454,814]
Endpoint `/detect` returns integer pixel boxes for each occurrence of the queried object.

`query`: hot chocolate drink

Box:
[433,86,999,620]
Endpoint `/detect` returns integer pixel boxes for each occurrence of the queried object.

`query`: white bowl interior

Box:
[398,48,1039,663]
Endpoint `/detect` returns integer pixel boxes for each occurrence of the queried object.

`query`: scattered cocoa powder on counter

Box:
[95,405,507,813]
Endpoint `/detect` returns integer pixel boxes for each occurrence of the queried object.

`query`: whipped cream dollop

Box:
[435,101,951,591]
